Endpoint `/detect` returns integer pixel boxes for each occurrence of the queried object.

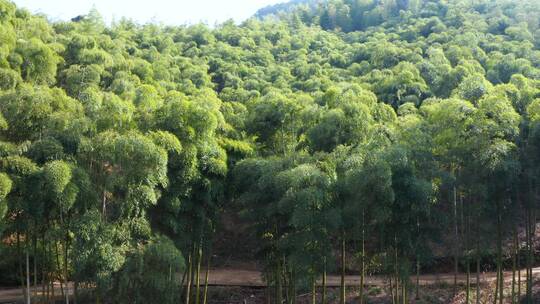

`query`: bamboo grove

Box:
[0,0,540,303]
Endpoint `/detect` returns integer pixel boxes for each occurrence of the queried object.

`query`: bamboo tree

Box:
[416,254,420,300]
[340,231,346,304]
[465,199,470,304]
[453,185,459,297]
[322,260,327,304]
[359,211,365,304]
[186,250,193,304]
[512,224,517,304]
[32,233,37,302]
[394,239,399,304]
[475,192,483,304]
[202,253,210,304]
[389,274,395,304]
[276,259,283,304]
[518,236,521,302]
[526,207,533,304]
[0,2,539,304]
[26,238,31,304]
[195,240,202,304]
[495,204,503,304]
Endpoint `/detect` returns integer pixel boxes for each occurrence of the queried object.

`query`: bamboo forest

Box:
[0,0,540,303]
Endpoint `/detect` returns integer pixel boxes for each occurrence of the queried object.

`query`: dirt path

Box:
[205,267,540,287]
[0,283,73,304]
[1,268,539,303]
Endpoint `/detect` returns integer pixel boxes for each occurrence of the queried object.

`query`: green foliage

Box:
[0,112,7,131]
[0,155,39,177]
[113,235,184,304]
[0,172,12,220]
[343,153,394,225]
[147,131,182,154]
[0,172,11,199]
[0,67,21,90]
[527,98,540,122]
[0,0,539,300]
[453,74,493,103]
[15,38,60,85]
[0,84,86,141]
[62,64,101,96]
[42,160,72,196]
[72,210,127,291]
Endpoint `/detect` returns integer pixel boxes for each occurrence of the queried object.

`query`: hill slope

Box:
[254,0,320,18]
[0,0,539,303]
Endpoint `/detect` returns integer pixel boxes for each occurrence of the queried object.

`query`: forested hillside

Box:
[255,0,319,18]
[0,0,539,303]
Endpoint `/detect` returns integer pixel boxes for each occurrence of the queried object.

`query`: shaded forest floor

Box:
[1,268,539,303]
[207,277,540,304]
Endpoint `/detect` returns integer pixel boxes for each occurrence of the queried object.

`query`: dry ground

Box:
[1,267,539,303]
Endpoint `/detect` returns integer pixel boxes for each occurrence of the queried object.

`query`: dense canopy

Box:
[0,0,539,303]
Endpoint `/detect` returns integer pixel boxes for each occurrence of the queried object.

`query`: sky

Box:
[11,0,286,25]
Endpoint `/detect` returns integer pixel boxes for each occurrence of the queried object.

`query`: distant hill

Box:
[255,0,322,19]
[254,0,539,33]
